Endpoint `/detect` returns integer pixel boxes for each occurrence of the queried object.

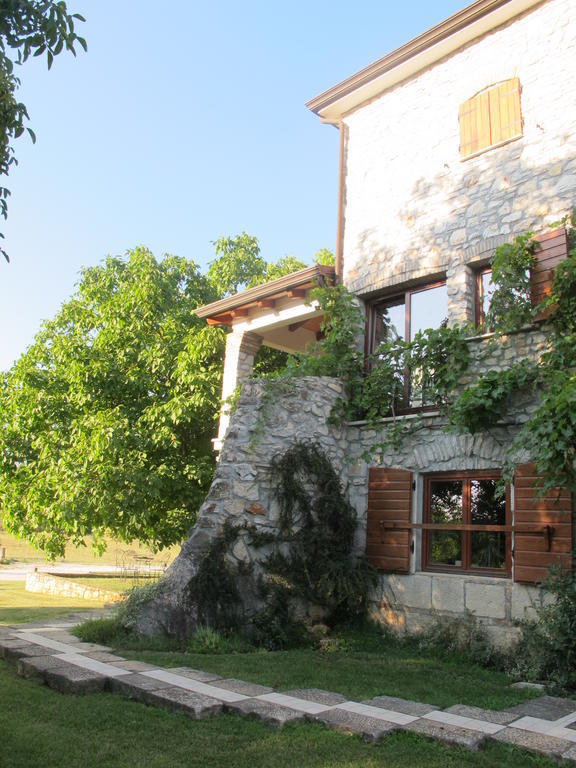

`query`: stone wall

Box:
[25,571,124,604]
[136,377,347,637]
[137,330,551,641]
[341,0,576,318]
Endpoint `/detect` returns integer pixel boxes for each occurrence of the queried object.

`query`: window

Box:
[368,282,448,409]
[423,472,510,576]
[459,78,522,159]
[475,267,494,329]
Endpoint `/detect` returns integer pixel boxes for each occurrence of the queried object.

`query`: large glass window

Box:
[423,473,509,575]
[369,282,448,410]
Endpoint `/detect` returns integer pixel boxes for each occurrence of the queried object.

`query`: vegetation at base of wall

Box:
[185,442,376,648]
[508,568,576,691]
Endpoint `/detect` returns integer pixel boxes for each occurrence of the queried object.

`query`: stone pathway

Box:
[2,620,576,761]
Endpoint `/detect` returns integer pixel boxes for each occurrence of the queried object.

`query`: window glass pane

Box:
[374,299,405,347]
[470,480,505,525]
[430,532,462,566]
[410,284,448,340]
[471,532,506,570]
[430,480,462,524]
[480,270,495,325]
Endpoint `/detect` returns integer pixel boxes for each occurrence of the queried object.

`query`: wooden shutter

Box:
[531,227,569,312]
[366,468,412,573]
[513,463,573,584]
[489,78,522,146]
[459,78,522,159]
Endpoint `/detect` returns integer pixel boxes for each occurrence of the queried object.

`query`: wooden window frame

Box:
[459,78,523,160]
[475,266,492,330]
[366,280,447,412]
[422,471,512,577]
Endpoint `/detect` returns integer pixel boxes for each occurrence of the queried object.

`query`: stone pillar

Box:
[446,265,476,326]
[214,329,263,451]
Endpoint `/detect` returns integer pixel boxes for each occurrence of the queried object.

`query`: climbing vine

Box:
[186,442,376,646]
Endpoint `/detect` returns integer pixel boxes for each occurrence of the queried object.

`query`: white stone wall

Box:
[342,0,576,313]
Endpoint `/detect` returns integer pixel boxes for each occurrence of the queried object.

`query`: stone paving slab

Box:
[17,654,75,681]
[225,698,304,727]
[0,638,36,658]
[422,710,504,735]
[108,659,158,672]
[311,708,398,743]
[490,726,573,758]
[404,719,487,750]
[13,632,93,655]
[444,704,519,725]
[508,695,576,720]
[109,673,177,702]
[145,687,223,719]
[281,688,346,706]
[83,651,127,663]
[54,652,132,678]
[3,643,60,663]
[142,669,248,703]
[166,667,222,683]
[336,701,416,726]
[362,695,439,716]
[256,692,331,715]
[212,678,273,696]
[45,664,108,695]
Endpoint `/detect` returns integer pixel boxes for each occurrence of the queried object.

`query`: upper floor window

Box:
[475,267,494,330]
[368,281,448,409]
[459,78,522,160]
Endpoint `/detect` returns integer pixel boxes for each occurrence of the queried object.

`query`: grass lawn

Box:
[0,581,106,625]
[70,576,160,592]
[118,642,538,710]
[0,527,179,566]
[0,660,558,768]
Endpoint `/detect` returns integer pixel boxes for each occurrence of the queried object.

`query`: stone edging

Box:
[24,571,124,604]
[1,620,576,761]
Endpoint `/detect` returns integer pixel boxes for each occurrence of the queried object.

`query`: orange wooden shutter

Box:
[531,227,569,313]
[489,78,522,145]
[513,463,573,584]
[460,79,522,159]
[366,468,412,573]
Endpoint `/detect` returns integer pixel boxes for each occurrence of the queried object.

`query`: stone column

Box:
[214,329,263,451]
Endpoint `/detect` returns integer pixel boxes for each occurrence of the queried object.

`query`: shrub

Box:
[509,568,576,690]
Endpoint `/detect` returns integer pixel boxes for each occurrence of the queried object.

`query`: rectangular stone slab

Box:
[144,687,223,719]
[3,644,57,663]
[225,698,305,728]
[109,673,178,702]
[45,665,108,695]
[281,688,346,706]
[445,704,519,725]
[508,696,576,721]
[312,708,398,744]
[215,678,274,696]
[404,719,487,750]
[17,655,76,681]
[490,727,573,758]
[363,695,439,716]
[166,667,222,683]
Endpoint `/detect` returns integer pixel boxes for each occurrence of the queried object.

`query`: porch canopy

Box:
[195,264,335,449]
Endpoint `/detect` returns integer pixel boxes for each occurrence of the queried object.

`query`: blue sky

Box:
[0,0,464,370]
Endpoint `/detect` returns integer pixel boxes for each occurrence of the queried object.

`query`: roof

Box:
[195,265,336,326]
[307,0,544,124]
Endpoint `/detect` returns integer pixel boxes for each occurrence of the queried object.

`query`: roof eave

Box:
[195,265,336,320]
[306,0,544,124]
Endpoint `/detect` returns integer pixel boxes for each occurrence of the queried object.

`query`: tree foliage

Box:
[0,1,86,261]
[0,247,225,557]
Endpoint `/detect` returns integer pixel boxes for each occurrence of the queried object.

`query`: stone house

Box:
[142,0,575,641]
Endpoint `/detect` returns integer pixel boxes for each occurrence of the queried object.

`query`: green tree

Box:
[0,1,86,261]
[0,247,224,557]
